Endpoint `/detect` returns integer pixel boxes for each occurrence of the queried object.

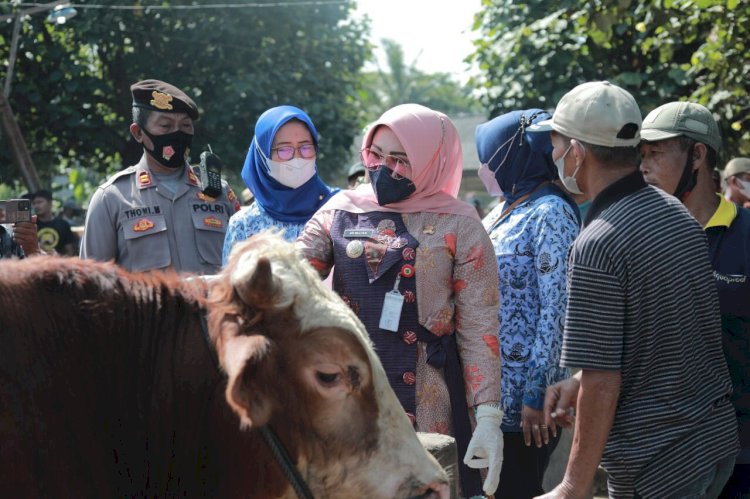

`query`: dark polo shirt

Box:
[706,196,750,461]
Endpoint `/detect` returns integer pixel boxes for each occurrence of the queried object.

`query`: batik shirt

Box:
[483,194,578,431]
[222,203,306,266]
[298,209,501,435]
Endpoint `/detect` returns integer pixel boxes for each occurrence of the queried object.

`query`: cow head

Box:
[209,232,449,499]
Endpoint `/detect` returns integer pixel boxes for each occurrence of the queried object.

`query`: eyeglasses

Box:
[271,144,316,161]
[361,147,411,179]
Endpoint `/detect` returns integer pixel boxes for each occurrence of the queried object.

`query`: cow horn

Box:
[235,256,278,309]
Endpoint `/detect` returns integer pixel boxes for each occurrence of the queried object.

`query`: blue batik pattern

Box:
[483,194,579,432]
[222,203,305,266]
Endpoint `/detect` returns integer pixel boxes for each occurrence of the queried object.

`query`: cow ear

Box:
[223,334,274,428]
[234,256,278,310]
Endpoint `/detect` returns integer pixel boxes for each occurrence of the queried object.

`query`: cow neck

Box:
[198,302,314,499]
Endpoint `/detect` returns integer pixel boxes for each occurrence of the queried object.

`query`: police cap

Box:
[131,79,199,120]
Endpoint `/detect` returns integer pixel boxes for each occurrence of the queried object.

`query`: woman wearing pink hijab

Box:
[297,104,503,497]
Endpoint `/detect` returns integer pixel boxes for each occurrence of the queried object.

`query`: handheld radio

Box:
[198,145,224,198]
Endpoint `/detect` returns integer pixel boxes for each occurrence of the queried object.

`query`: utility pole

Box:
[0,90,42,192]
[1,2,71,192]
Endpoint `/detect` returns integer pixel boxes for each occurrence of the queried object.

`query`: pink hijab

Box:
[321,104,479,219]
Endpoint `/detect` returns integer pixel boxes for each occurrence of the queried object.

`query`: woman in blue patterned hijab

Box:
[475,108,580,499]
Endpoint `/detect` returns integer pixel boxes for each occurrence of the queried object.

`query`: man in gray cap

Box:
[723,157,750,208]
[80,79,239,274]
[640,101,750,498]
[532,82,737,499]
[346,162,366,189]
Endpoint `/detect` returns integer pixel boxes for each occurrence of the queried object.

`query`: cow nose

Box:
[410,480,449,499]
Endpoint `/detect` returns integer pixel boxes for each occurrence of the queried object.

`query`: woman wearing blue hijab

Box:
[475,109,580,499]
[222,105,338,265]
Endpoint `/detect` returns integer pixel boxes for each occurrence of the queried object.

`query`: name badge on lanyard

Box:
[379,275,404,332]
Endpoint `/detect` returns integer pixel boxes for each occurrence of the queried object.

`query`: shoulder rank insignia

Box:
[150,91,173,111]
[187,169,199,186]
[203,216,223,228]
[133,218,155,232]
[138,171,152,187]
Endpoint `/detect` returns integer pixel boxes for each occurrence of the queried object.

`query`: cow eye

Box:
[315,371,341,385]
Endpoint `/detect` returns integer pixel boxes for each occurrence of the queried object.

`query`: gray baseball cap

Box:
[723,157,750,179]
[347,162,365,179]
[528,81,642,147]
[641,101,722,153]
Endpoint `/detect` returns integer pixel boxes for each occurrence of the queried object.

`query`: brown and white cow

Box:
[0,232,448,498]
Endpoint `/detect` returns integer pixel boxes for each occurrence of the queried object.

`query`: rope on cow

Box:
[260,425,315,499]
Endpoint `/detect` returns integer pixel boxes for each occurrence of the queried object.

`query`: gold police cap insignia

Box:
[131,79,199,119]
[150,91,174,111]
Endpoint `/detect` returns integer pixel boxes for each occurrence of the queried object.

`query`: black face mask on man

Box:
[141,128,193,169]
[370,167,416,206]
[672,145,698,201]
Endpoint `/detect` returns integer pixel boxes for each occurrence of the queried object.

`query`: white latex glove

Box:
[463,403,504,496]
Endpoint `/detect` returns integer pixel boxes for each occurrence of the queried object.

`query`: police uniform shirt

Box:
[81,154,240,274]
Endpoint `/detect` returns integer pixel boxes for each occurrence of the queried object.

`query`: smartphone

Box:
[1,199,32,223]
[198,145,223,198]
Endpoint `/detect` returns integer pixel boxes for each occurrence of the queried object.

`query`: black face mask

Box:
[370,166,416,206]
[141,128,193,169]
[673,145,698,201]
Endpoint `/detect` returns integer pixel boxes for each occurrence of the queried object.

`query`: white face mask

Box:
[477,133,518,197]
[266,157,317,189]
[477,162,503,196]
[738,178,750,198]
[555,143,583,195]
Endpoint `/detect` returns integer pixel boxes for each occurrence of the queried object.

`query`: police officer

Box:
[80,79,240,274]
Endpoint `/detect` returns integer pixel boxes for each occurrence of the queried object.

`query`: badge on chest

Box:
[379,275,404,332]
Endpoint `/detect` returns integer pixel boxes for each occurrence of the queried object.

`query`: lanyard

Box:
[486,181,551,233]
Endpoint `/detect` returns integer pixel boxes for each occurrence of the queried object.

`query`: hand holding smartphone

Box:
[0,199,32,223]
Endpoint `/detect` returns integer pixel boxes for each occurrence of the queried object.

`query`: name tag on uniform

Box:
[343,228,376,239]
[379,290,404,332]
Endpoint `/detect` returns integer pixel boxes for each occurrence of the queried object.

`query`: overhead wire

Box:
[14,1,349,10]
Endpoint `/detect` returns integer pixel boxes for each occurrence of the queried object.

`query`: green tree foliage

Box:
[470,0,749,158]
[0,0,370,192]
[360,38,480,121]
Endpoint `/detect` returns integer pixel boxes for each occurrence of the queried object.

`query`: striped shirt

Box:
[560,170,739,498]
